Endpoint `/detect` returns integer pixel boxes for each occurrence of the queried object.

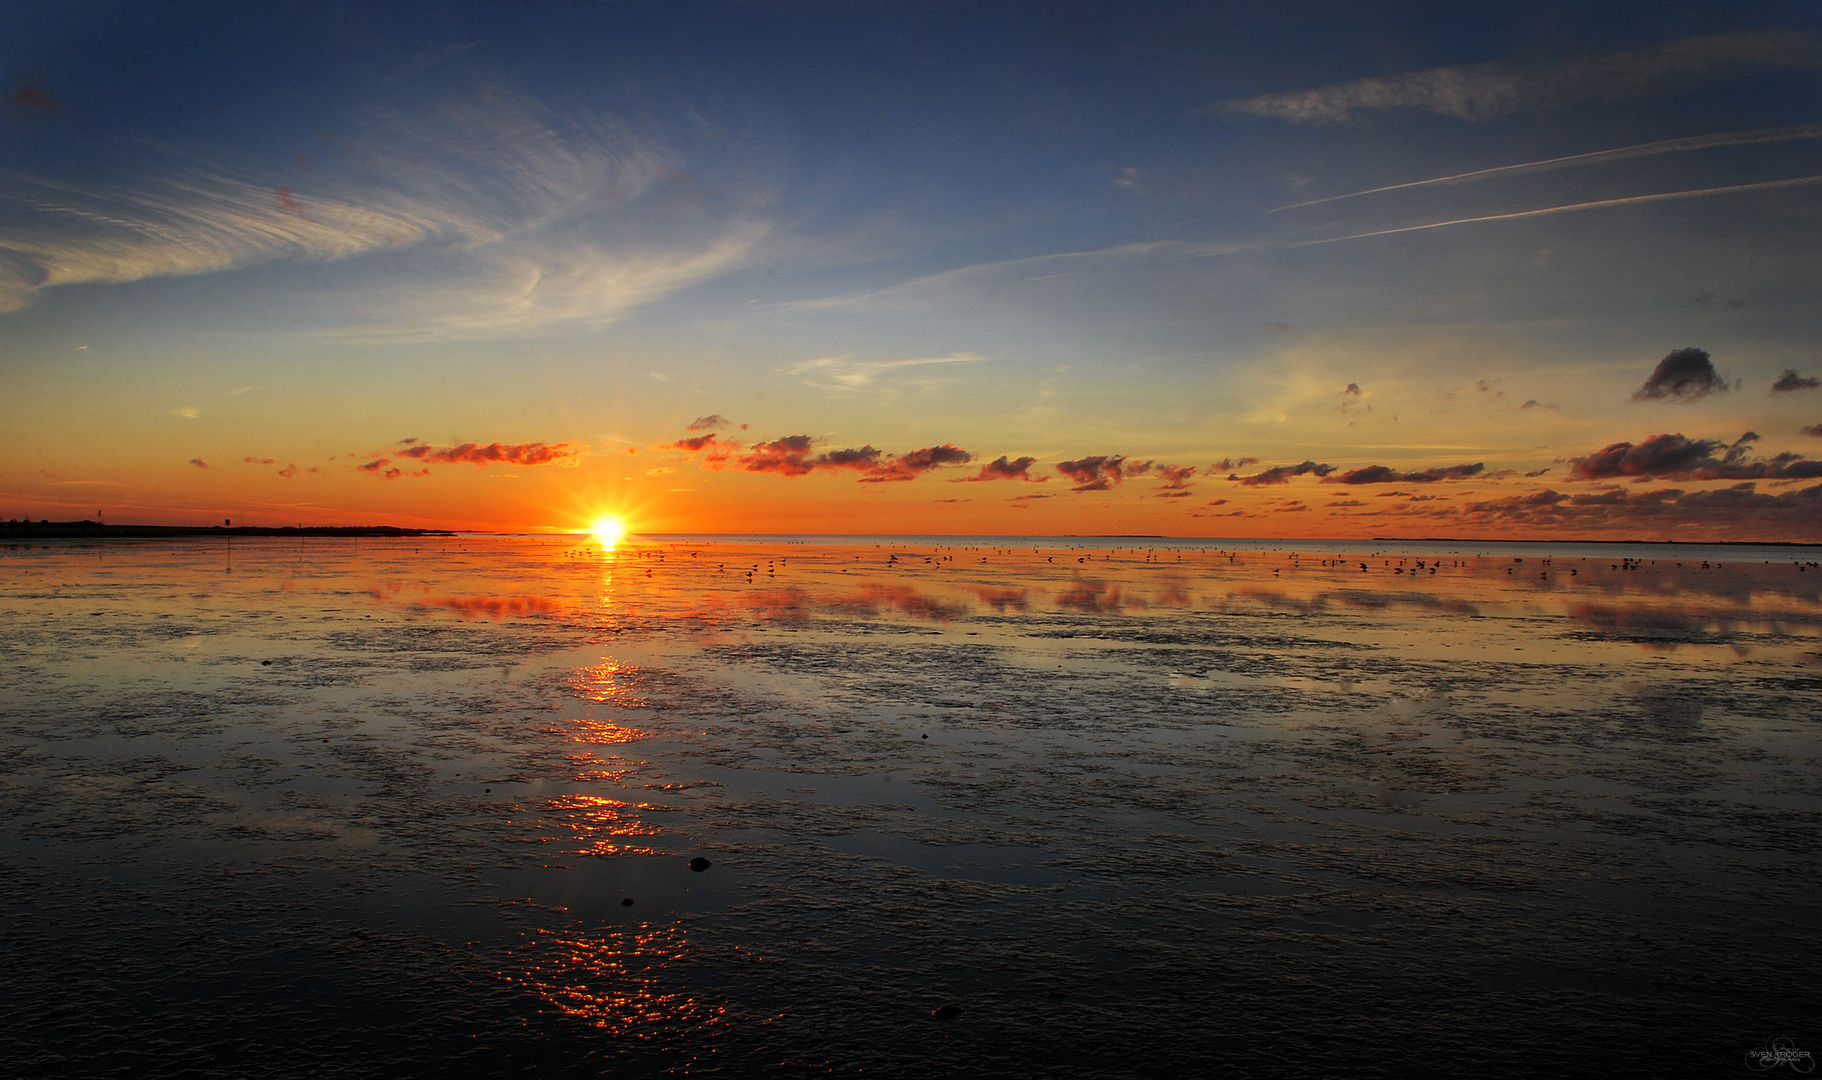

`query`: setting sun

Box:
[589,514,627,547]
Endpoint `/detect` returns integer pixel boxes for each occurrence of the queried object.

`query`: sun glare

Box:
[589,514,627,547]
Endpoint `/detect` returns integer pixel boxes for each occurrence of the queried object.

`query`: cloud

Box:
[662,433,732,453]
[1225,33,1816,124]
[1772,369,1820,394]
[1230,460,1336,486]
[1210,457,1259,472]
[780,352,986,395]
[243,457,275,465]
[1804,425,1822,438]
[1272,121,1822,210]
[734,436,970,482]
[687,414,729,430]
[1154,465,1197,489]
[1330,462,1485,484]
[860,444,973,483]
[394,441,585,467]
[1570,431,1822,481]
[333,228,765,342]
[1430,482,1822,540]
[1293,174,1822,248]
[741,435,818,476]
[0,89,763,332]
[188,458,208,468]
[1633,348,1730,402]
[1055,454,1152,492]
[1520,399,1557,410]
[1341,383,1362,398]
[958,455,1045,482]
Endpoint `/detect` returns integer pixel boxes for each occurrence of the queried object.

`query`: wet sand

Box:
[2,535,1818,1077]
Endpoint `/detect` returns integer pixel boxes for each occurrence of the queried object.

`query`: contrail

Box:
[1289,173,1822,247]
[1271,123,1822,212]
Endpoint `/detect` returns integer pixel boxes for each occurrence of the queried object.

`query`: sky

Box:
[3,1,1821,541]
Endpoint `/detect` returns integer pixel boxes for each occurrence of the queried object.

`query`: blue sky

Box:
[3,1,1820,538]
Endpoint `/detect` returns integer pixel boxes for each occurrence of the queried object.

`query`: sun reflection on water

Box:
[544,793,665,857]
[571,660,647,706]
[498,923,726,1038]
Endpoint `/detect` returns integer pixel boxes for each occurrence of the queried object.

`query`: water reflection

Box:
[571,661,648,706]
[413,594,570,619]
[9,534,1822,1075]
[498,922,725,1037]
[543,794,665,857]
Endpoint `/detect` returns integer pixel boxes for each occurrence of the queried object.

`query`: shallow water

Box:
[2,535,1819,1077]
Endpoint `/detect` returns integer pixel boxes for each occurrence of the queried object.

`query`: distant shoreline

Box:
[2,521,453,539]
[1367,536,1820,547]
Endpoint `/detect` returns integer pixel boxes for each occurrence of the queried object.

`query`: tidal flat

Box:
[2,535,1818,1077]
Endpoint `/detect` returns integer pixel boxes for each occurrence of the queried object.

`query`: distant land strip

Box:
[2,520,453,539]
[1371,536,1821,547]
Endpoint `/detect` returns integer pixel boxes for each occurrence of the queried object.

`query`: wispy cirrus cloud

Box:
[1226,32,1816,124]
[780,352,986,395]
[0,89,764,334]
[1292,174,1822,248]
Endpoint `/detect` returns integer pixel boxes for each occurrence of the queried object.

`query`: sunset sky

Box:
[3,2,1821,540]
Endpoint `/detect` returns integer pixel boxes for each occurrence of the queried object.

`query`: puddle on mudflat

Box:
[2,535,1819,1077]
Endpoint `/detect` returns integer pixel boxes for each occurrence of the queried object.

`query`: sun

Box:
[589,514,627,547]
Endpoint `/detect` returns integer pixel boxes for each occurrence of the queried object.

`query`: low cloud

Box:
[958,455,1045,483]
[1154,465,1198,490]
[395,440,585,467]
[1056,454,1153,492]
[737,435,972,482]
[687,414,729,430]
[662,433,732,453]
[188,458,208,468]
[1230,460,1336,486]
[859,444,973,483]
[1434,482,1822,540]
[1330,462,1485,484]
[1570,431,1822,481]
[1771,369,1820,394]
[1632,347,1729,401]
[1224,33,1816,124]
[1210,456,1259,472]
[1804,424,1822,438]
